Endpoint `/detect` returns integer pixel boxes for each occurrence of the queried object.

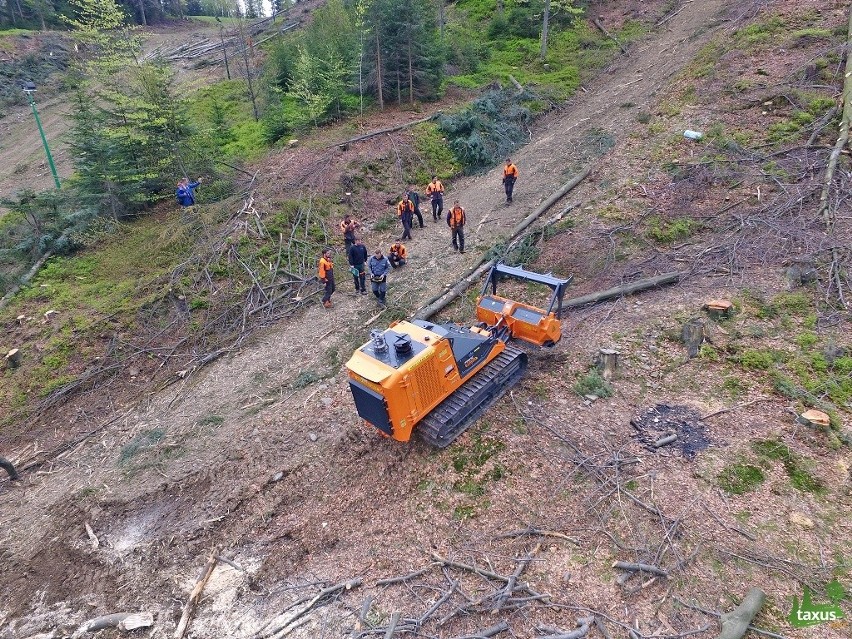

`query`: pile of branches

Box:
[36,193,326,412]
[438,88,534,172]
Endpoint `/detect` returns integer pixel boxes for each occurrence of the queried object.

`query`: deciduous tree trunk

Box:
[540,0,551,60]
[375,31,384,110]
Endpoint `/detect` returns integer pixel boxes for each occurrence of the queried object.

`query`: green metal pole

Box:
[27,92,61,190]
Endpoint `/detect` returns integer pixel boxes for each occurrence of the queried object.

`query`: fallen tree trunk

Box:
[332,114,438,149]
[174,551,219,639]
[561,272,682,310]
[593,18,628,55]
[413,167,591,320]
[612,561,668,577]
[718,588,766,639]
[817,5,852,224]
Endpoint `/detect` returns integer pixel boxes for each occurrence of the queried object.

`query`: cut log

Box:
[384,612,402,638]
[508,74,524,94]
[704,299,733,320]
[612,561,668,577]
[562,272,682,309]
[413,168,591,320]
[717,588,766,639]
[120,612,154,631]
[654,434,678,448]
[331,114,438,149]
[71,612,153,637]
[799,409,830,429]
[0,456,20,480]
[4,348,21,368]
[594,348,619,380]
[450,621,510,639]
[682,318,705,358]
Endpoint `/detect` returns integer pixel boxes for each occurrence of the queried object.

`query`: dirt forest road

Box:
[9,2,831,638]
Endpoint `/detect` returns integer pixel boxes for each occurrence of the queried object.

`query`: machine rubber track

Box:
[418,345,528,448]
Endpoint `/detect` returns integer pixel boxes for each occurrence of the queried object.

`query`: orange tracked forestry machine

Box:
[345,263,572,447]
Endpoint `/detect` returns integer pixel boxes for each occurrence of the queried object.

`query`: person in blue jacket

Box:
[176,177,202,207]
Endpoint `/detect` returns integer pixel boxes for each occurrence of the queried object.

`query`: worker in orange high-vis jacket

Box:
[502,157,518,203]
[446,200,466,253]
[389,242,407,268]
[318,248,335,308]
[397,194,415,240]
[426,175,445,222]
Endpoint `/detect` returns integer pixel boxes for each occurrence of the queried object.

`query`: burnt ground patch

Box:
[630,404,710,459]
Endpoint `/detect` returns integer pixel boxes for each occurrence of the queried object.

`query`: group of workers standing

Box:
[318,157,519,310]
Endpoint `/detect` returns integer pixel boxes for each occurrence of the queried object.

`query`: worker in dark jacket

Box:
[406,187,424,228]
[502,157,518,203]
[348,237,368,295]
[389,242,407,268]
[368,248,391,308]
[318,249,335,308]
[397,195,415,240]
[176,177,202,207]
[447,200,466,253]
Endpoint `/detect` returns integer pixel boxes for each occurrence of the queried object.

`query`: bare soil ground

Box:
[2,2,851,638]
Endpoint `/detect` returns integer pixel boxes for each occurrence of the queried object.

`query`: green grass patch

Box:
[573,369,613,398]
[292,370,323,389]
[733,15,786,47]
[409,123,460,184]
[735,348,785,370]
[185,79,267,161]
[752,439,824,493]
[0,28,37,37]
[767,111,814,144]
[446,10,616,99]
[718,462,765,495]
[188,15,242,24]
[197,414,225,427]
[645,216,701,244]
[723,376,745,399]
[119,428,166,465]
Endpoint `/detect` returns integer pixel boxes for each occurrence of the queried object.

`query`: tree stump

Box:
[681,319,705,358]
[784,263,818,289]
[704,299,733,320]
[799,409,830,429]
[4,349,21,369]
[595,348,619,380]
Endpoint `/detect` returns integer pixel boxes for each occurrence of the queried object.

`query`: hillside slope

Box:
[2,2,850,638]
